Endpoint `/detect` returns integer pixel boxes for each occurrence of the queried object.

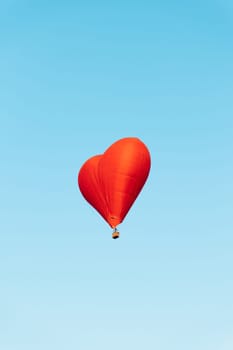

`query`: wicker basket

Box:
[112,230,120,239]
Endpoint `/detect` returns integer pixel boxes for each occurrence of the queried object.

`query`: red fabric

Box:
[78,137,151,228]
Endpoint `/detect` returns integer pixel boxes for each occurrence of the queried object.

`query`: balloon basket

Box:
[112,229,120,239]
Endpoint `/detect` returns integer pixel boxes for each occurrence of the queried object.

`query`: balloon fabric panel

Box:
[98,138,151,228]
[78,155,108,222]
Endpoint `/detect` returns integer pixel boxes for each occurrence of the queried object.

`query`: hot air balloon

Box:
[78,137,151,239]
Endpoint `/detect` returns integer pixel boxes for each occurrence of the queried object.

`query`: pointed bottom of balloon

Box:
[108,215,121,229]
[112,229,120,239]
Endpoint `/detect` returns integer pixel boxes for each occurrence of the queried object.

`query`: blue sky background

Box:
[0,1,233,349]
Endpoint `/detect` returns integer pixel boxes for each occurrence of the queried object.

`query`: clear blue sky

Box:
[1,1,233,349]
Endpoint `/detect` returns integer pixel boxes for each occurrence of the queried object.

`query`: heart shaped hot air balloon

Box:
[78,137,151,239]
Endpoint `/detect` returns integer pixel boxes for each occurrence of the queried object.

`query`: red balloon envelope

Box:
[78,137,151,237]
